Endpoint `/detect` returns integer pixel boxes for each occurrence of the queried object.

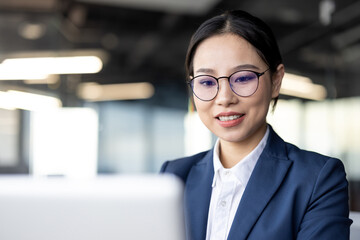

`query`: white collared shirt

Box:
[205,127,269,240]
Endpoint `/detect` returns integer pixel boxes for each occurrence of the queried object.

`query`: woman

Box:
[160,10,352,240]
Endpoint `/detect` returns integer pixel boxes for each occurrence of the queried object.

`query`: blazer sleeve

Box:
[297,158,352,239]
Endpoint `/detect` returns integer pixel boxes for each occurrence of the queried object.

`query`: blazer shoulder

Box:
[283,141,346,182]
[285,141,341,166]
[266,127,341,171]
[160,150,211,183]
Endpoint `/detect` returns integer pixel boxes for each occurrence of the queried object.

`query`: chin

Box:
[215,123,267,144]
[217,132,248,143]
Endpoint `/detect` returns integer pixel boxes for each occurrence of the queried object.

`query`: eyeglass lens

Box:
[190,71,259,101]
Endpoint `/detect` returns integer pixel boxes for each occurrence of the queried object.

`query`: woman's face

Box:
[192,33,282,144]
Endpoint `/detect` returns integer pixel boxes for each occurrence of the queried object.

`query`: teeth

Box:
[218,115,242,121]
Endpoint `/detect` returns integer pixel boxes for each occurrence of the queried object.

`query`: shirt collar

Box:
[212,126,270,187]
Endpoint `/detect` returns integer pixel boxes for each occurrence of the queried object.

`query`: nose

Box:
[214,79,238,106]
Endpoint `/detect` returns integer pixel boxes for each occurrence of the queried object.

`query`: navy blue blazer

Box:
[161,126,352,240]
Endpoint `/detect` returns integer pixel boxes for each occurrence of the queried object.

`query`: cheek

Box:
[248,83,273,113]
[194,99,206,115]
[258,79,274,104]
[194,99,212,121]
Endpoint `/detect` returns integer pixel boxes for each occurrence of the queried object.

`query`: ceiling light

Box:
[23,75,60,85]
[0,56,103,80]
[280,73,327,100]
[0,90,62,111]
[77,82,155,101]
[319,0,335,25]
[0,72,49,81]
[18,22,47,40]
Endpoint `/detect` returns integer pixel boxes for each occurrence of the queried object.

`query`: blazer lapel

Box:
[184,150,214,240]
[227,127,293,240]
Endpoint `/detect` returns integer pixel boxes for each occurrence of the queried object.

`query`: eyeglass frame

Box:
[187,68,270,101]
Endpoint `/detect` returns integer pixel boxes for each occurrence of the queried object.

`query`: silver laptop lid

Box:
[0,174,185,240]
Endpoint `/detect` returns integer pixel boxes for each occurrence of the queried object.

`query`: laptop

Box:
[350,211,360,240]
[0,174,185,240]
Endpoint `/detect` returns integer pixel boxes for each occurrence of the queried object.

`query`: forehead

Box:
[193,33,266,74]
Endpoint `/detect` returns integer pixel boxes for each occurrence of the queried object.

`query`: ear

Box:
[271,64,284,98]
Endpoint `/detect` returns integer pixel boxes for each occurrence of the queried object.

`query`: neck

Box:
[219,123,267,168]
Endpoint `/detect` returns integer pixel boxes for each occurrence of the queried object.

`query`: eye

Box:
[200,80,216,86]
[232,72,257,83]
[196,77,217,87]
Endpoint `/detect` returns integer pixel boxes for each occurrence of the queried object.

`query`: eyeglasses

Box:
[188,69,269,101]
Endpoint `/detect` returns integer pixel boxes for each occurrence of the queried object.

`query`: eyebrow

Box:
[195,64,261,75]
[194,68,215,75]
[231,64,261,72]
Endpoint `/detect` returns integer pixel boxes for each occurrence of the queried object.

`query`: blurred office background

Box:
[0,0,359,211]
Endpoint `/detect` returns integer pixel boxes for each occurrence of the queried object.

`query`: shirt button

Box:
[224,171,231,176]
[220,201,226,207]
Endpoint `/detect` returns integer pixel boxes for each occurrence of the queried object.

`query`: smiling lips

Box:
[215,112,245,127]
